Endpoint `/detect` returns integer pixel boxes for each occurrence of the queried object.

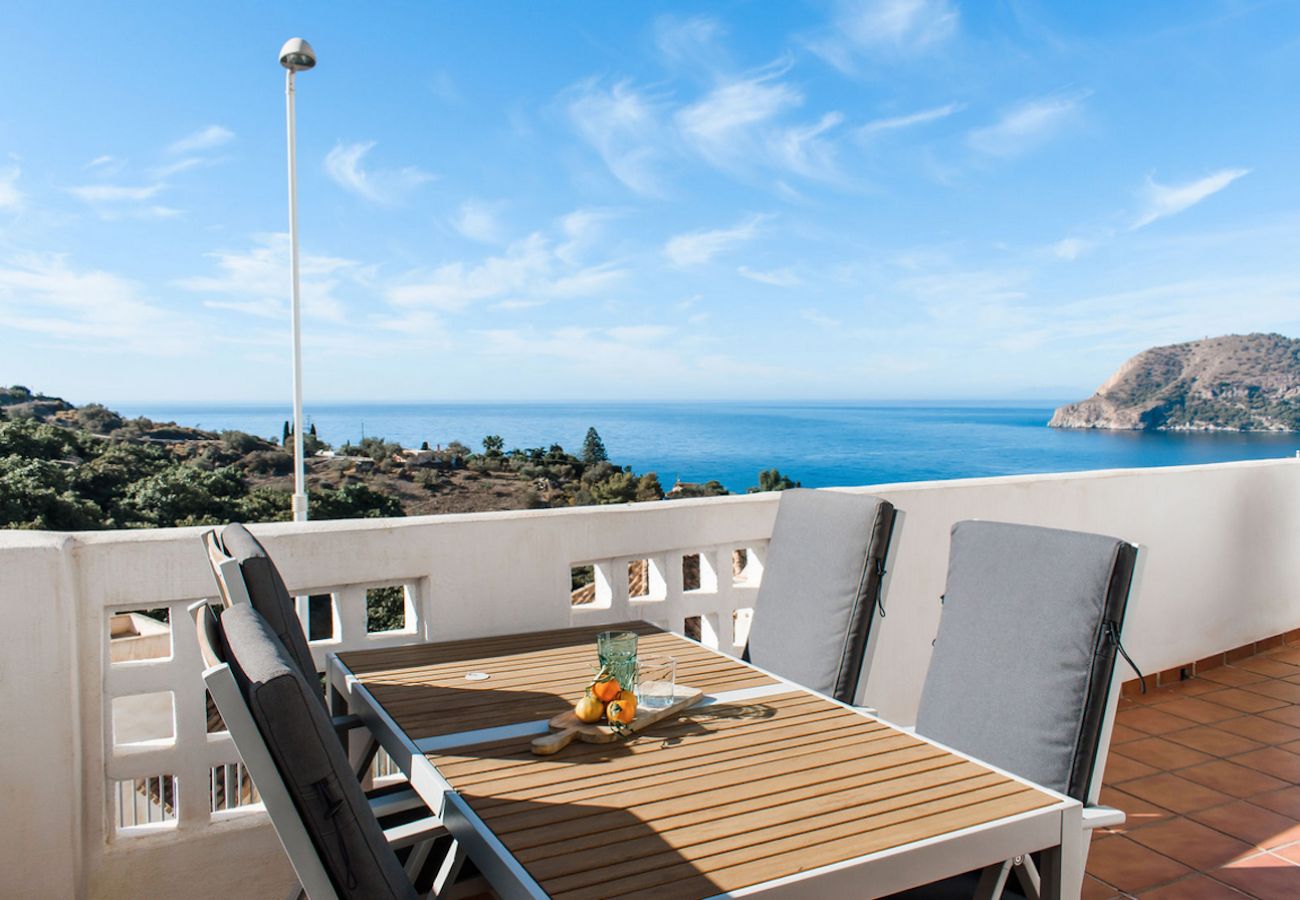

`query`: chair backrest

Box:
[204,523,320,693]
[915,520,1139,803]
[743,489,898,703]
[194,600,418,900]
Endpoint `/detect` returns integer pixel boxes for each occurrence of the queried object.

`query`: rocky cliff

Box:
[1049,333,1300,431]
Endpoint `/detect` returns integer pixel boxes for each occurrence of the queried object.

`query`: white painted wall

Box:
[0,457,1297,899]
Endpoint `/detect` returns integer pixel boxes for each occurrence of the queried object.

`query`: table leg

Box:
[1039,805,1084,900]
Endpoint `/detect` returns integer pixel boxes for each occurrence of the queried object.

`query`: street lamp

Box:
[280,37,315,522]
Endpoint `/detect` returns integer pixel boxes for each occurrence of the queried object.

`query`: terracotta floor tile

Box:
[1232,658,1300,678]
[1118,706,1199,736]
[1119,737,1215,770]
[1163,679,1235,698]
[1137,873,1250,899]
[1178,760,1289,798]
[1230,746,1300,782]
[1213,851,1300,900]
[1265,646,1300,661]
[1122,773,1236,814]
[1166,725,1266,758]
[1081,874,1124,899]
[1107,752,1160,784]
[1158,698,1245,726]
[1112,723,1146,744]
[1085,835,1193,893]
[1206,689,1290,714]
[1189,799,1300,849]
[1198,667,1270,687]
[1131,686,1186,706]
[1277,738,1300,756]
[1257,705,1300,728]
[1249,785,1300,818]
[1281,672,1300,686]
[1215,716,1300,746]
[1241,680,1300,704]
[1100,785,1177,833]
[1269,843,1300,864]
[1128,816,1254,871]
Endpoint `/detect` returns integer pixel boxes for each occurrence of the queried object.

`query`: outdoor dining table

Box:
[327,621,1084,899]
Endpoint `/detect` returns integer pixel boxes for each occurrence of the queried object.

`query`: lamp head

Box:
[279,38,317,72]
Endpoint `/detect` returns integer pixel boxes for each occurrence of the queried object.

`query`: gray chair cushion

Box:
[220,603,418,900]
[744,489,897,703]
[915,520,1137,801]
[219,523,320,696]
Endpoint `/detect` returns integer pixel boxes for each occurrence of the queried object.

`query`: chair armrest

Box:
[330,713,364,731]
[850,705,879,717]
[1083,804,1125,830]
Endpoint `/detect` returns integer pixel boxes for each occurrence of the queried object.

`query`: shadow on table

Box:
[457,792,732,898]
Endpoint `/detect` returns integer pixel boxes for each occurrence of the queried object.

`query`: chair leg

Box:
[404,837,434,882]
[974,860,1012,900]
[431,839,467,899]
[1012,855,1041,900]
[352,735,380,781]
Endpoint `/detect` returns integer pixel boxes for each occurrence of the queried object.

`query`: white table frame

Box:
[327,634,1083,900]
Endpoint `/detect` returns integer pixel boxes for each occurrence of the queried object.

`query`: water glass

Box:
[637,654,677,709]
[596,630,639,692]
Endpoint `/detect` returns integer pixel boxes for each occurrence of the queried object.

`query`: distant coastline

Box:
[116,399,1300,493]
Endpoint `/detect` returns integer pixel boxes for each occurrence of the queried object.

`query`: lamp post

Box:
[279,37,316,522]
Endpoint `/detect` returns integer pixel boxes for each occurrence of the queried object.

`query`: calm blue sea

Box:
[116,402,1300,494]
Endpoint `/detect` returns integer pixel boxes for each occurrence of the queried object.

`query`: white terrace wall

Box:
[0,457,1297,900]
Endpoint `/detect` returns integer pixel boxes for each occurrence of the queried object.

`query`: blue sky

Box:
[1,1,1297,404]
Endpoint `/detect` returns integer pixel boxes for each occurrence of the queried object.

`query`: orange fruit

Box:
[590,669,622,703]
[606,691,637,726]
[574,693,604,724]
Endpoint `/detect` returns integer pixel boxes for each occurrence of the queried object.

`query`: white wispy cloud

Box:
[770,112,845,180]
[738,265,800,287]
[0,252,196,353]
[655,14,728,75]
[388,231,628,312]
[167,125,235,155]
[858,103,961,137]
[452,200,505,243]
[324,141,435,205]
[175,233,360,322]
[810,0,959,72]
[1051,237,1097,261]
[664,215,767,268]
[567,80,667,196]
[1132,168,1250,229]
[67,183,164,202]
[676,69,802,168]
[966,92,1088,158]
[555,207,620,266]
[0,165,22,210]
[801,308,841,328]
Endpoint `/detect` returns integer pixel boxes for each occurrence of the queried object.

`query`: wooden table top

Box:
[338,622,1060,900]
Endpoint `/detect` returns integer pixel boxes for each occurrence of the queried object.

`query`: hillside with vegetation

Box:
[1049,333,1300,431]
[0,387,761,532]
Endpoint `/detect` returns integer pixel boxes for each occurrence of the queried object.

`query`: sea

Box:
[116,402,1300,495]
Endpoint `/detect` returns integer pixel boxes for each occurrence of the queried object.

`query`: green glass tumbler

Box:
[596,630,639,693]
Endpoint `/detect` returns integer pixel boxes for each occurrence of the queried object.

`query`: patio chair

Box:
[190,599,470,900]
[204,523,319,690]
[742,488,898,704]
[203,523,382,736]
[894,520,1142,900]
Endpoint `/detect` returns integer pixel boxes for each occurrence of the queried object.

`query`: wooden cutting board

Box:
[530,684,704,755]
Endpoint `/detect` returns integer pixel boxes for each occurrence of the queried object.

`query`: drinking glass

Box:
[637,654,677,709]
[596,630,639,693]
